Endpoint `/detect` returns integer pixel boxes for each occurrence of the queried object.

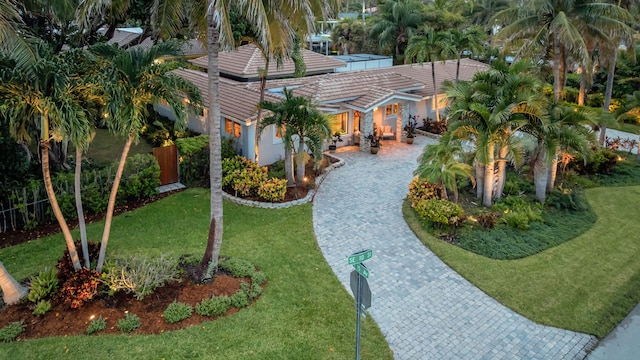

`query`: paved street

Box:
[312,135,597,359]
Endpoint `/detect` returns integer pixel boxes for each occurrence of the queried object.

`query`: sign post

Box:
[348,250,373,360]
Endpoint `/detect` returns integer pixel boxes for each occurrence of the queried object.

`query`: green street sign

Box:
[348,249,373,265]
[353,263,370,278]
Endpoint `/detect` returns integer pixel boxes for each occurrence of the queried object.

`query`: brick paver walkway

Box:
[312,135,597,359]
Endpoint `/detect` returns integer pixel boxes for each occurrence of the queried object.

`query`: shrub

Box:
[222,156,287,201]
[546,188,588,211]
[196,296,231,317]
[229,290,249,308]
[163,301,193,323]
[176,135,210,186]
[476,212,499,229]
[56,241,100,283]
[569,148,618,175]
[258,178,287,202]
[408,177,441,207]
[116,313,141,333]
[250,271,267,286]
[241,281,263,300]
[28,267,59,303]
[219,258,255,278]
[0,321,24,342]
[117,154,160,202]
[493,196,543,230]
[102,255,180,300]
[414,199,464,227]
[32,300,52,316]
[267,159,286,179]
[59,268,101,309]
[86,316,107,335]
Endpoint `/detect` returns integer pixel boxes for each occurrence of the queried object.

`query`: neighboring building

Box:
[157,44,489,166]
[333,54,393,72]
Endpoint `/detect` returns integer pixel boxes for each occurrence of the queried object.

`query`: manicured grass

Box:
[0,188,392,359]
[403,186,640,338]
[85,128,154,163]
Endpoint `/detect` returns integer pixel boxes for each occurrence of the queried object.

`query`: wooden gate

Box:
[152,144,179,185]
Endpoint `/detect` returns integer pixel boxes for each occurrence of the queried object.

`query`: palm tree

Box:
[257,88,331,185]
[493,0,632,102]
[443,27,487,84]
[525,101,595,202]
[0,260,27,305]
[368,0,423,64]
[446,61,546,207]
[0,0,38,67]
[405,27,450,123]
[0,49,86,271]
[257,90,297,185]
[415,132,475,203]
[90,42,202,273]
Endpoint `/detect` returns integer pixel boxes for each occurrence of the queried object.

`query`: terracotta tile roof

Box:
[171,68,281,123]
[189,44,346,79]
[363,58,489,97]
[247,70,424,105]
[129,38,205,56]
[347,88,422,110]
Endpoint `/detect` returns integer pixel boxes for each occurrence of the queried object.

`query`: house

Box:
[156,44,489,166]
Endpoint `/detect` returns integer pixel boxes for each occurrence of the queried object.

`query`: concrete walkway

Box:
[312,135,597,359]
[587,303,640,360]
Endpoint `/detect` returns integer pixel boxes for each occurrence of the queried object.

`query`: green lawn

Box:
[0,188,392,359]
[84,128,154,163]
[404,186,640,338]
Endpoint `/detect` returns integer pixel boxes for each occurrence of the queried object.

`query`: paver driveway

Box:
[312,135,597,359]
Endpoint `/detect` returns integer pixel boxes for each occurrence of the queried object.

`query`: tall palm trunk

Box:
[601,50,618,145]
[547,151,559,193]
[475,160,484,200]
[534,145,548,202]
[455,56,461,84]
[254,58,270,165]
[431,62,440,122]
[483,143,495,207]
[284,146,295,185]
[0,261,27,305]
[75,146,89,268]
[96,132,133,273]
[494,146,508,199]
[198,10,224,279]
[553,35,563,101]
[578,71,587,105]
[41,115,81,271]
[295,137,306,185]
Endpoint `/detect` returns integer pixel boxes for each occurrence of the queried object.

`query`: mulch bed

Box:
[0,273,258,339]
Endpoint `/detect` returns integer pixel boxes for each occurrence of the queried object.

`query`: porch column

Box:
[398,103,410,143]
[360,110,374,152]
[244,122,256,164]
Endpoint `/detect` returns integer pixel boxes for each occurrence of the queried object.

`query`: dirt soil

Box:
[0,273,254,339]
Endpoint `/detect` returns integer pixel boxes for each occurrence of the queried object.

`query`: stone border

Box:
[221,153,346,209]
[415,129,442,139]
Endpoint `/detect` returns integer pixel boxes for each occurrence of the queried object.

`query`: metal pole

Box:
[355,273,362,360]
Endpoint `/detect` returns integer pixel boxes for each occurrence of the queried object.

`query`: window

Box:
[353,111,361,132]
[332,112,348,133]
[386,104,399,115]
[225,118,241,138]
[274,125,285,139]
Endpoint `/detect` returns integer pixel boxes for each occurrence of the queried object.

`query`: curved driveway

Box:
[312,135,596,359]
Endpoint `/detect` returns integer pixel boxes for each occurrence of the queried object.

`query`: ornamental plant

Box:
[408,177,442,207]
[414,198,464,228]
